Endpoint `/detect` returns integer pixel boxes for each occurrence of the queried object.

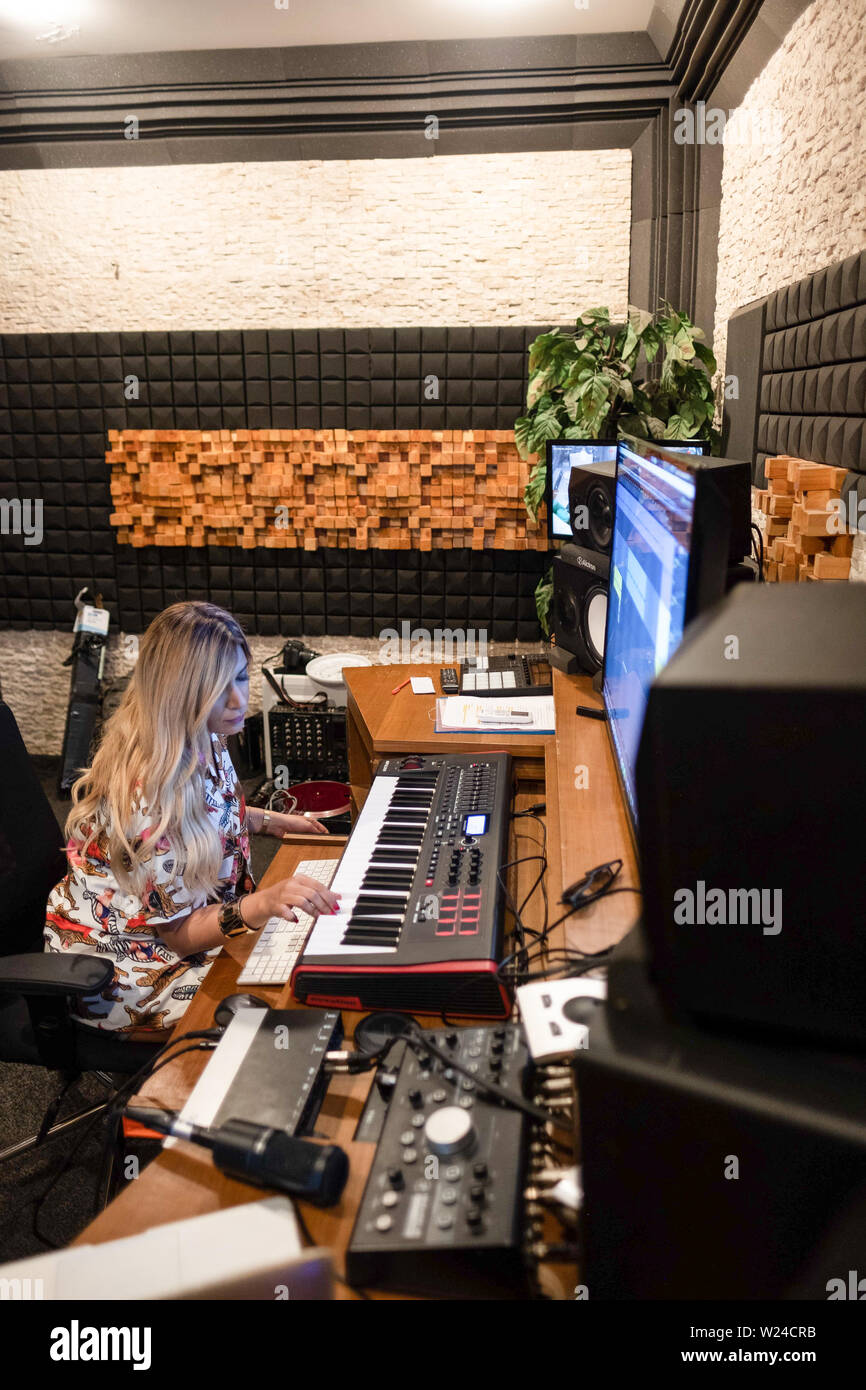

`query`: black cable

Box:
[436,848,547,1022]
[292,1200,371,1299]
[438,809,551,1024]
[493,841,548,978]
[497,870,641,988]
[751,521,765,578]
[403,1023,572,1134]
[510,952,613,984]
[551,887,641,933]
[515,813,548,924]
[500,852,547,939]
[98,1034,221,1136]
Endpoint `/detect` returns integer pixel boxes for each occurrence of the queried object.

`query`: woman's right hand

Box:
[242,874,341,930]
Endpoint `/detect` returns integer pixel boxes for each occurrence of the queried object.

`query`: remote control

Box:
[440,667,459,694]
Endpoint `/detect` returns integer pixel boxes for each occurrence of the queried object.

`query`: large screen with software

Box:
[602,441,698,828]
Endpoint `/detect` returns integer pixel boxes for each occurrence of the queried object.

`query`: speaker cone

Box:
[586,484,614,551]
[585,588,608,667]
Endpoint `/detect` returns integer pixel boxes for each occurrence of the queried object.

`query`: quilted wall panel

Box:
[729,250,866,486]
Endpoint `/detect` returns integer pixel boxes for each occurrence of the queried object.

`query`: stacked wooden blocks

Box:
[754,456,852,582]
[106,429,547,552]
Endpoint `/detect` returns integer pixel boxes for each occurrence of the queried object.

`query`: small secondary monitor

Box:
[602,435,729,833]
[545,438,708,542]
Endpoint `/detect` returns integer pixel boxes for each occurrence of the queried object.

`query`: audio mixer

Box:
[346,1023,532,1298]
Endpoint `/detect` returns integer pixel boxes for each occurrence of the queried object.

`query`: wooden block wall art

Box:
[754,458,852,584]
[106,429,547,552]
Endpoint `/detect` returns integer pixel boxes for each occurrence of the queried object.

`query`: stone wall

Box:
[0,149,631,332]
[713,0,866,384]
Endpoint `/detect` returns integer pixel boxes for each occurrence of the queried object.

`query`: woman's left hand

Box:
[260,810,329,838]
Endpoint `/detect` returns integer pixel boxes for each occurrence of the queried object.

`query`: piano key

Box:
[351,900,409,913]
[344,919,403,933]
[299,761,443,958]
[354,888,410,900]
[361,869,415,881]
[360,879,414,891]
[342,931,400,946]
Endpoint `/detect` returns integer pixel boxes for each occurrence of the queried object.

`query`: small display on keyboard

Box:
[459,654,552,697]
[237,858,338,987]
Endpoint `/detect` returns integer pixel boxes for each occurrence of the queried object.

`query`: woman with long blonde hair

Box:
[44,601,340,1033]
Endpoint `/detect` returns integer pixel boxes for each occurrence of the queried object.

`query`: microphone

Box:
[126,1107,349,1208]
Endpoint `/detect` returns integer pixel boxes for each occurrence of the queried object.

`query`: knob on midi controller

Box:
[424,1105,476,1157]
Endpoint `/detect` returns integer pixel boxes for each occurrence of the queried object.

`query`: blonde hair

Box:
[67,602,251,900]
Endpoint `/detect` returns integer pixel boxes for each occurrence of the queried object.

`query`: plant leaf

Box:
[523,460,548,522]
[513,415,535,459]
[535,569,554,637]
[693,341,717,372]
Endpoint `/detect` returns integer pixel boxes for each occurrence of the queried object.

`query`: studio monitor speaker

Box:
[567,458,616,555]
[692,455,752,564]
[552,544,609,674]
[636,582,866,1049]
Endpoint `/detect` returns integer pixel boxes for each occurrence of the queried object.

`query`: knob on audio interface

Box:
[424,1105,475,1156]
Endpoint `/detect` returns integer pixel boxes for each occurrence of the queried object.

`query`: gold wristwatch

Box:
[218,894,254,939]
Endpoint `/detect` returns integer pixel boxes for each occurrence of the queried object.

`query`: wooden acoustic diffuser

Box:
[107,428,546,552]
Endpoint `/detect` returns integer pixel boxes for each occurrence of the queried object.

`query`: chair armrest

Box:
[0,953,113,996]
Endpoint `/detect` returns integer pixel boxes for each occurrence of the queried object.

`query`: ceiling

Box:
[0,0,661,62]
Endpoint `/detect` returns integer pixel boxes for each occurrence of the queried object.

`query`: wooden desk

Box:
[344,663,549,792]
[76,667,639,1297]
[547,669,642,957]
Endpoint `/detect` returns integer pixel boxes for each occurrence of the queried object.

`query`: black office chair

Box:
[0,700,162,1197]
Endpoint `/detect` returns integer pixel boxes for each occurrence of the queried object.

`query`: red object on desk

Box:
[391,677,411,694]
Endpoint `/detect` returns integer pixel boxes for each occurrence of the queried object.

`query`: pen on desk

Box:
[391,677,411,695]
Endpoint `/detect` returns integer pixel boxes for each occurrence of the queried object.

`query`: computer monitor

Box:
[545,438,708,542]
[602,435,730,835]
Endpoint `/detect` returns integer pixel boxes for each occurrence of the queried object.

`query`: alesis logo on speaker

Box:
[573,552,602,574]
[553,543,610,675]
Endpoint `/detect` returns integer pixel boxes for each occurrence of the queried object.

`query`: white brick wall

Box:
[0,149,631,331]
[713,0,866,384]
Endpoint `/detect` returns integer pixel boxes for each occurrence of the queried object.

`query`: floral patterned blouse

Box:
[43,733,255,1032]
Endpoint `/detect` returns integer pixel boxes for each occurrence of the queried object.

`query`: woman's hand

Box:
[259,810,329,837]
[242,874,341,930]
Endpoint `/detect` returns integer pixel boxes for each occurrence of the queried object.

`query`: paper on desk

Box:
[410,676,435,694]
[435,695,555,733]
[0,1197,307,1300]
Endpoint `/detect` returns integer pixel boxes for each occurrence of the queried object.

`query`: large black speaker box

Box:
[576,931,866,1299]
[565,451,750,563]
[567,457,616,553]
[636,582,866,1049]
[552,544,609,674]
[692,454,752,564]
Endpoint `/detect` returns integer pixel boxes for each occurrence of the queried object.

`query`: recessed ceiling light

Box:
[0,0,85,27]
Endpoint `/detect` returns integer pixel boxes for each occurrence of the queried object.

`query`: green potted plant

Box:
[514,304,721,632]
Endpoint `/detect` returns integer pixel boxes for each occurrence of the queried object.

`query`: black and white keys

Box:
[301,770,439,956]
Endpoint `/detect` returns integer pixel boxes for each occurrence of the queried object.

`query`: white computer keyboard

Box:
[236,858,338,987]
